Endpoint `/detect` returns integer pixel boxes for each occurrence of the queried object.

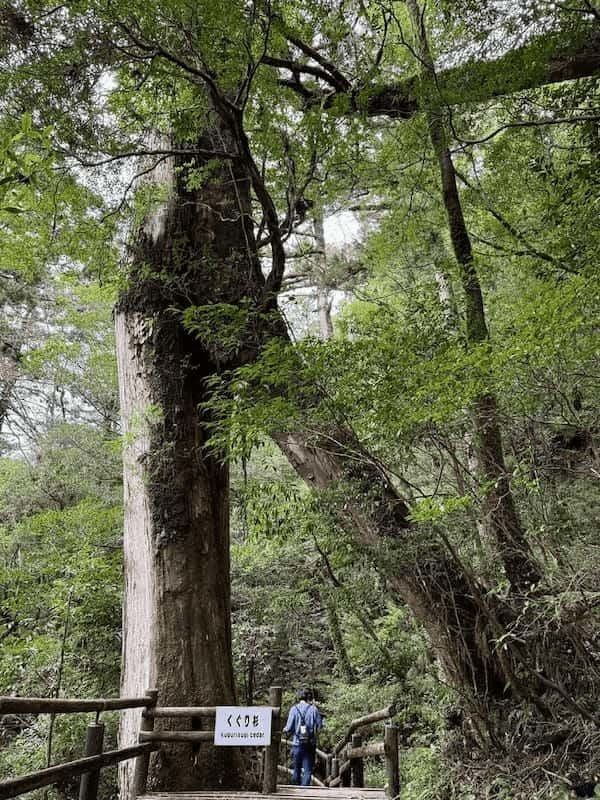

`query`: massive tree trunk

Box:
[114,132,507,755]
[289,222,499,696]
[116,311,241,795]
[116,129,264,795]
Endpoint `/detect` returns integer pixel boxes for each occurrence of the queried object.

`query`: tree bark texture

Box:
[406,0,541,591]
[273,430,505,704]
[0,342,20,432]
[116,127,266,796]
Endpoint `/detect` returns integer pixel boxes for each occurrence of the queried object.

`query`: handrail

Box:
[148,705,280,719]
[329,758,352,788]
[133,686,282,796]
[0,691,395,798]
[332,703,396,756]
[139,730,214,743]
[0,743,157,800]
[280,703,396,792]
[302,706,398,796]
[0,696,150,714]
[0,691,158,800]
[315,746,329,763]
[330,725,399,797]
[347,741,385,759]
[132,687,283,797]
[149,705,217,718]
[282,739,328,763]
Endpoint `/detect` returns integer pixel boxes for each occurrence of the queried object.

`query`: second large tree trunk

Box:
[274,430,506,710]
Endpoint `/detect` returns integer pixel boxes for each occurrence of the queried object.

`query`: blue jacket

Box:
[283,700,323,746]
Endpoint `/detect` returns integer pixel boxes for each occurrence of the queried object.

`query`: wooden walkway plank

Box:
[139,788,385,793]
[138,789,387,800]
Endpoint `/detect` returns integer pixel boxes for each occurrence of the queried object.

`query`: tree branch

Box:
[65,147,242,167]
[455,166,578,272]
[268,27,600,119]
[285,33,351,92]
[452,112,600,146]
[261,54,346,91]
[115,18,240,120]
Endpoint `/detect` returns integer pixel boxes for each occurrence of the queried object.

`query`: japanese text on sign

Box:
[214,706,272,746]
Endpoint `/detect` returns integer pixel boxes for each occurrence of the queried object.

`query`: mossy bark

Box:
[116,127,264,796]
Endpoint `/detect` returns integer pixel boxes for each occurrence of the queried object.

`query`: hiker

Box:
[283,688,323,786]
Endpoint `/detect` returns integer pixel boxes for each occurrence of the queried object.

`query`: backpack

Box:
[296,705,314,744]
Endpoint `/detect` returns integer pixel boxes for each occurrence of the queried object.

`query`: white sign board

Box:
[214,706,272,746]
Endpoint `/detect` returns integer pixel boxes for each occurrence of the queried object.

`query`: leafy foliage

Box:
[0,1,598,797]
[0,425,122,783]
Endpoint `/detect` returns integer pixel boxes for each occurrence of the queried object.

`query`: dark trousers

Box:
[291,743,316,786]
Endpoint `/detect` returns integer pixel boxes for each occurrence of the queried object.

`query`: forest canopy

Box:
[0,1,599,798]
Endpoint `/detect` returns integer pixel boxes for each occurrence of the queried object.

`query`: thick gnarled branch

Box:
[265,27,600,118]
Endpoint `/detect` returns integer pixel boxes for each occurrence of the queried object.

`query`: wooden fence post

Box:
[384,723,400,800]
[263,685,282,794]
[350,733,364,788]
[78,722,105,800]
[331,756,339,783]
[326,753,332,785]
[132,688,158,798]
[341,743,351,787]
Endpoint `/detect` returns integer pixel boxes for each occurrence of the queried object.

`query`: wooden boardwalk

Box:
[0,693,397,800]
[139,786,387,800]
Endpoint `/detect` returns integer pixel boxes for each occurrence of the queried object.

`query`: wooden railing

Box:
[0,690,397,799]
[133,686,282,796]
[302,704,399,797]
[0,687,283,800]
[0,691,158,800]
